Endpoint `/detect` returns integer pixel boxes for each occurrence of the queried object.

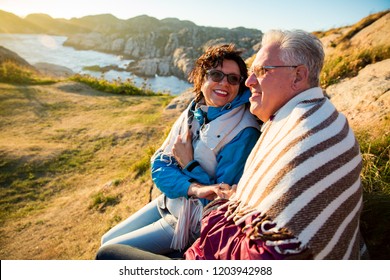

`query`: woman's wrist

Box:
[183,160,199,171]
[188,182,203,197]
[187,183,197,197]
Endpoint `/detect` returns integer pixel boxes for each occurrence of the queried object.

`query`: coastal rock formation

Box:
[34,62,74,78]
[61,15,262,79]
[325,59,390,133]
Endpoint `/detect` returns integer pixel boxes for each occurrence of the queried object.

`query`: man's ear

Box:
[292,65,309,90]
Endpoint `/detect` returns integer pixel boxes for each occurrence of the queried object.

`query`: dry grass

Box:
[313,10,388,41]
[0,81,174,259]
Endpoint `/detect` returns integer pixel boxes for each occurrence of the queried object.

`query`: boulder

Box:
[34,62,74,78]
[325,59,390,133]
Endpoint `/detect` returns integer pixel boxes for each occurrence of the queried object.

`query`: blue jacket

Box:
[151,89,261,206]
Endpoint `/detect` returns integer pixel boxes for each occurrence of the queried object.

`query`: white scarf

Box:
[156,99,259,250]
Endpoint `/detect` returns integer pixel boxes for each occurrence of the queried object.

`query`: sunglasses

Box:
[206,69,243,86]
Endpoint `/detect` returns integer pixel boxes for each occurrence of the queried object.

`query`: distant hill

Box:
[24,13,90,34]
[0,10,90,34]
[0,10,44,33]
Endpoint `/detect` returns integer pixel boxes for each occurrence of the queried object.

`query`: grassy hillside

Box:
[0,80,175,259]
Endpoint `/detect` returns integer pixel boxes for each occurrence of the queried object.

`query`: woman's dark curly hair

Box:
[188,44,248,103]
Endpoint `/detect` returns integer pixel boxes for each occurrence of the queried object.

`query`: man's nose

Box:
[245,73,258,87]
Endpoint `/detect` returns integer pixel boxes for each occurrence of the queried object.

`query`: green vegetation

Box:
[321,45,390,87]
[318,11,390,87]
[129,146,158,179]
[332,11,388,44]
[70,74,168,96]
[0,61,170,97]
[313,10,389,40]
[0,142,111,222]
[358,132,390,260]
[89,191,122,212]
[359,134,390,194]
[82,65,103,72]
[0,61,56,85]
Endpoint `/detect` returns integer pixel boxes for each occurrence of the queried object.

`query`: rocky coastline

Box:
[62,17,263,79]
[0,11,262,80]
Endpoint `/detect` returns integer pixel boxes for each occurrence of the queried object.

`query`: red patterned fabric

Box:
[184,202,308,260]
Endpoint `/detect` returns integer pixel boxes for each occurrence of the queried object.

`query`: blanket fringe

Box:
[170,197,203,250]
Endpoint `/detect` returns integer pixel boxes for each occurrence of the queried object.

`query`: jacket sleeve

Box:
[151,150,216,199]
[151,152,194,199]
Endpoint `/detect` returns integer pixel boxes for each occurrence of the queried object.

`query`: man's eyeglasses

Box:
[206,69,243,86]
[249,65,298,78]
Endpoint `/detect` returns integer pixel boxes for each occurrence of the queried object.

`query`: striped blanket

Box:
[224,87,364,259]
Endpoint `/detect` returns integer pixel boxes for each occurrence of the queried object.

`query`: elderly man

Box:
[184,29,365,260]
[96,29,366,260]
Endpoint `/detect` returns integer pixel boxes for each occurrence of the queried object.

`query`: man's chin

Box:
[249,104,260,115]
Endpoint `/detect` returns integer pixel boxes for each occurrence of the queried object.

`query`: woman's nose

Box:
[218,75,229,85]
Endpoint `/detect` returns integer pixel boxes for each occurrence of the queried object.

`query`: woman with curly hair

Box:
[98,44,260,257]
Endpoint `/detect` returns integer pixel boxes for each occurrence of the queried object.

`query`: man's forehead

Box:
[252,43,280,66]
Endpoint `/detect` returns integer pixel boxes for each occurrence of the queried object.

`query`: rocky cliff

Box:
[320,11,390,135]
[0,11,262,79]
[62,15,262,79]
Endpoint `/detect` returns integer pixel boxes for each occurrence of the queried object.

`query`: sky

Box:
[0,0,389,32]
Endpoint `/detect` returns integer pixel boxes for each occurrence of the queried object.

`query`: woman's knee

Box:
[100,232,110,246]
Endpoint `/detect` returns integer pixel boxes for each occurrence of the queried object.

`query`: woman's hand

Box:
[216,183,237,199]
[188,183,218,201]
[172,130,194,168]
[188,183,237,201]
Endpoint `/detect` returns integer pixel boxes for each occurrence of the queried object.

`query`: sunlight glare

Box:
[38,35,59,49]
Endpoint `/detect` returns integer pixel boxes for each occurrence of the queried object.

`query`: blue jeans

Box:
[100,198,175,255]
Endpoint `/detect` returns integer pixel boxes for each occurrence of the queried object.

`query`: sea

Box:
[0,33,191,95]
